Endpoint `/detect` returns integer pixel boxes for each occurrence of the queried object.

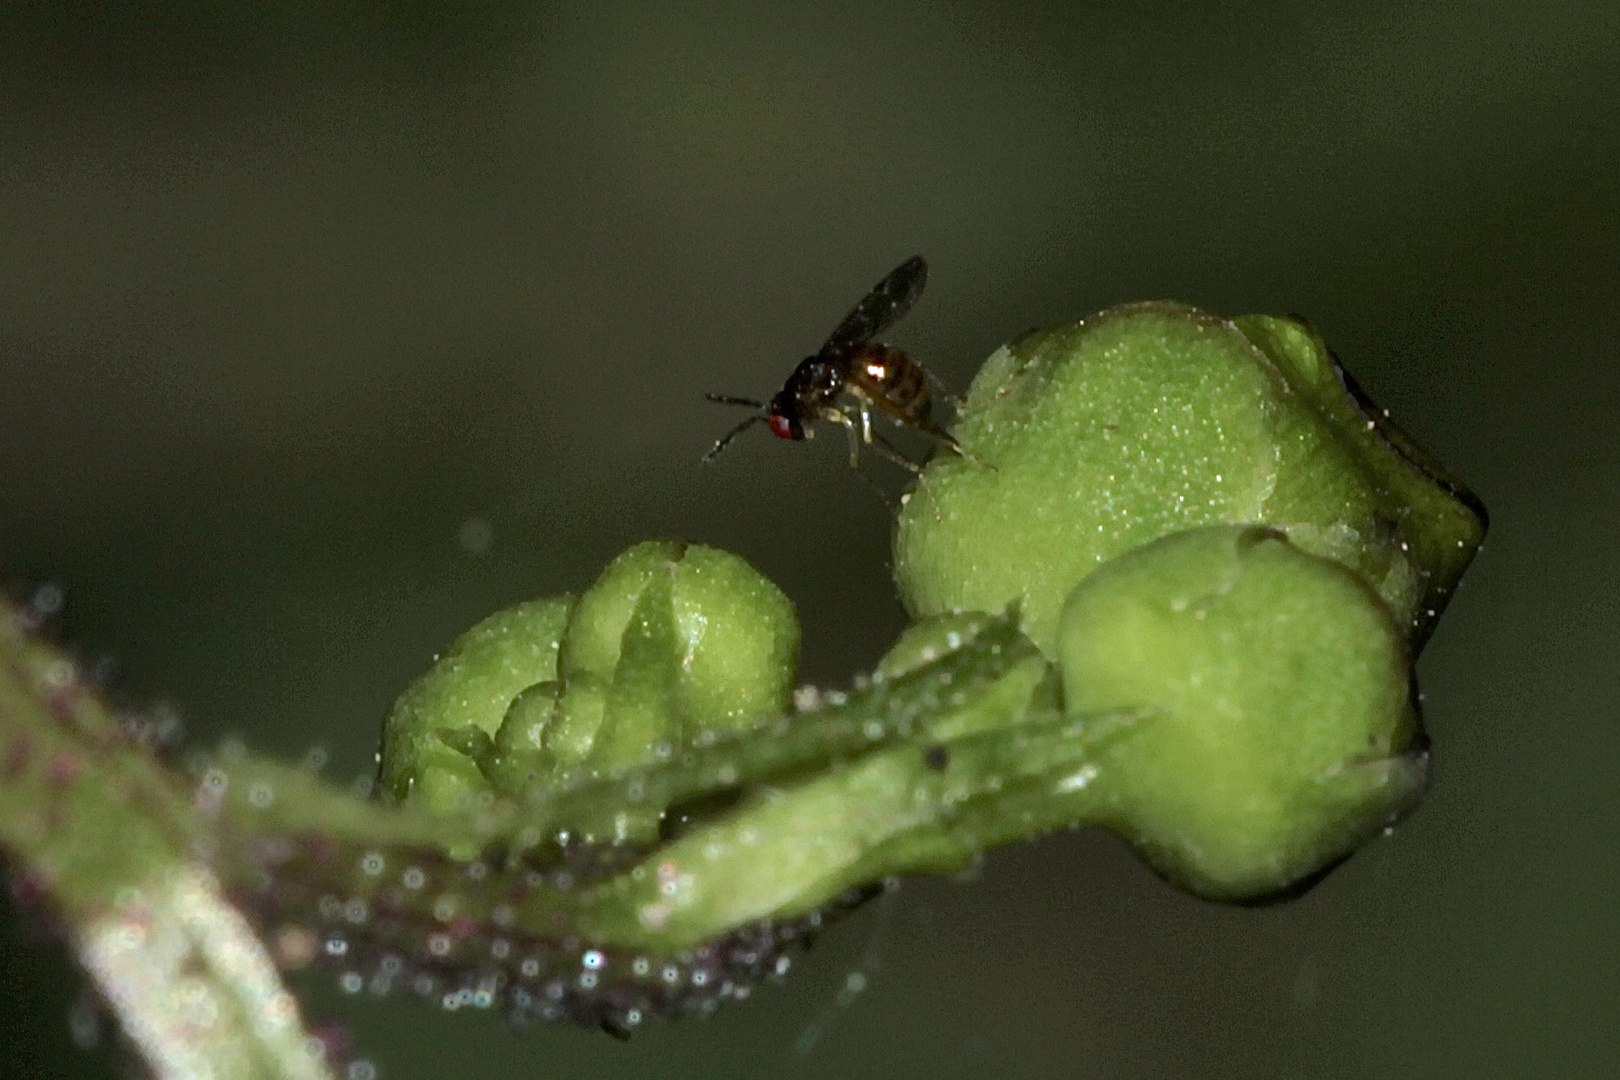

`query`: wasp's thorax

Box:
[766,357,844,439]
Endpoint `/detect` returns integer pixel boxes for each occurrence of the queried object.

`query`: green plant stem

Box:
[0,600,336,1080]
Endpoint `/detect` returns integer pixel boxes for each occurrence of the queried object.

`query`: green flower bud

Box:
[379,596,573,811]
[894,303,1486,654]
[381,542,800,815]
[1056,524,1426,900]
[542,540,801,782]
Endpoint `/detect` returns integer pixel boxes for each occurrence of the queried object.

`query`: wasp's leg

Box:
[868,431,923,474]
[852,464,898,510]
[869,432,943,521]
[827,413,904,508]
[911,417,997,470]
[831,410,865,469]
[922,366,964,411]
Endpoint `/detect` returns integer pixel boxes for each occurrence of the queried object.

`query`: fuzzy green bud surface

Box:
[380,596,573,811]
[1057,524,1426,899]
[379,541,799,818]
[894,303,1487,655]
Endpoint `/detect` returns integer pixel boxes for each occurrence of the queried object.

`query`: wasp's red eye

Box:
[768,414,796,439]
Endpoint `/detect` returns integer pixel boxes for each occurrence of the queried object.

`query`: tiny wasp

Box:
[703,256,979,476]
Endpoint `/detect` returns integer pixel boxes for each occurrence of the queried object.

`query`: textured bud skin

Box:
[379,596,572,811]
[1233,315,1488,647]
[672,544,801,735]
[557,540,684,689]
[544,540,801,781]
[1057,524,1427,900]
[549,560,682,775]
[894,302,1486,655]
[382,542,799,813]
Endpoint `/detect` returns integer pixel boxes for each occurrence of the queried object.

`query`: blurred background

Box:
[0,1,1614,1076]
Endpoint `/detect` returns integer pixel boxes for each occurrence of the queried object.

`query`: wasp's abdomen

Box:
[847,343,930,421]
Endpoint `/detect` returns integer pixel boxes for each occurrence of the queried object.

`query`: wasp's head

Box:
[766,392,805,440]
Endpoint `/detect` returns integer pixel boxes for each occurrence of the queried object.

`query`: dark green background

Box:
[1,2,1613,1077]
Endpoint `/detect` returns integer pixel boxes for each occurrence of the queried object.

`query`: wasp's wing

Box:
[819,256,928,354]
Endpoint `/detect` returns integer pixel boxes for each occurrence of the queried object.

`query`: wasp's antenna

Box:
[703,413,767,463]
[705,393,767,409]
